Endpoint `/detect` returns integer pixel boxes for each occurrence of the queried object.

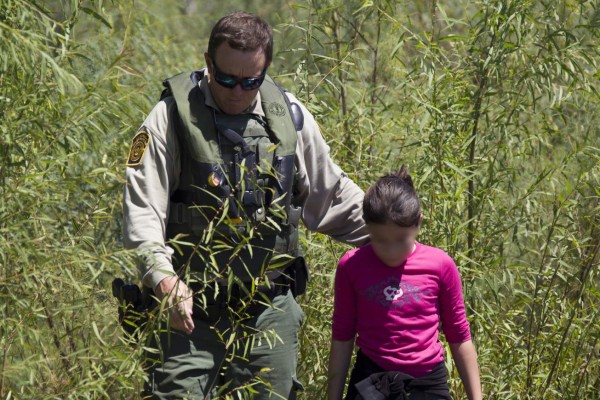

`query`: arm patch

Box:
[126,130,150,167]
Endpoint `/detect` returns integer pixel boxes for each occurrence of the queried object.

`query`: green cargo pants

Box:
[143,290,305,399]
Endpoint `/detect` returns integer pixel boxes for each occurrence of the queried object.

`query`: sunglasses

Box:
[211,60,267,91]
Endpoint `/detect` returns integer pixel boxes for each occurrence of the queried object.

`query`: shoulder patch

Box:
[267,102,287,117]
[126,130,150,167]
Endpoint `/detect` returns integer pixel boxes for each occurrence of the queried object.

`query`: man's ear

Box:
[418,213,424,226]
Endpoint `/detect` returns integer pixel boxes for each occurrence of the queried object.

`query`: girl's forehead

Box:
[367,223,418,238]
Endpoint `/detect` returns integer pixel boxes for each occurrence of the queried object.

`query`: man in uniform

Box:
[123,11,368,399]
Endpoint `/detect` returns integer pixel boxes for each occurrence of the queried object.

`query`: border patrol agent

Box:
[123,11,368,399]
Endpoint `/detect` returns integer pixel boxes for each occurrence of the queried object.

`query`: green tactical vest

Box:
[162,70,301,283]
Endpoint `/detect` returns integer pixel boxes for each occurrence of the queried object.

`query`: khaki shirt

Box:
[123,74,368,289]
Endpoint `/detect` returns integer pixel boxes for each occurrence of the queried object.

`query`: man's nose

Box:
[232,84,245,95]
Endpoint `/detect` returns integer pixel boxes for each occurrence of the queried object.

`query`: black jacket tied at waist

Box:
[352,351,452,400]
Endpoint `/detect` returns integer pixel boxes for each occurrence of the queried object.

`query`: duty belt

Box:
[192,273,291,323]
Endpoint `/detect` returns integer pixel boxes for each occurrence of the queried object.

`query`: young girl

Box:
[327,166,482,400]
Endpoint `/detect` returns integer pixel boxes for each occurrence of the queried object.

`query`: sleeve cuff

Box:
[143,266,177,291]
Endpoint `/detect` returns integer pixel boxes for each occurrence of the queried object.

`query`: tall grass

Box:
[0,0,598,398]
[287,0,599,398]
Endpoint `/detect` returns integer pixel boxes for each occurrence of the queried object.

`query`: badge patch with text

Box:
[127,130,150,167]
[267,102,286,117]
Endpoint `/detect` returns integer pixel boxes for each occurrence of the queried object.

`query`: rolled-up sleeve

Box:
[289,94,368,246]
[123,98,180,289]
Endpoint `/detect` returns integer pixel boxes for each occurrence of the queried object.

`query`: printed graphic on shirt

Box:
[365,276,432,309]
[383,285,403,301]
[127,130,150,167]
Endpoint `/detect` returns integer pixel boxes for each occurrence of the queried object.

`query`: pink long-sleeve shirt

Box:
[332,241,471,377]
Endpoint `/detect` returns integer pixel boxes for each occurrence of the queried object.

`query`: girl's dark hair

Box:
[363,165,421,227]
[208,11,273,64]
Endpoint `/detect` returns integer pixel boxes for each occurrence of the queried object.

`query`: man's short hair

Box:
[208,11,273,64]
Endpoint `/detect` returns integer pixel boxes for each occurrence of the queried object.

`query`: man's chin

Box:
[221,104,248,115]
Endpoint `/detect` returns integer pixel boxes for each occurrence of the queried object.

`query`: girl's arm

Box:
[327,338,355,400]
[449,340,482,400]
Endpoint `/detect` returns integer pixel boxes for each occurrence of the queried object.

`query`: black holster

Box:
[288,256,309,297]
[112,278,154,338]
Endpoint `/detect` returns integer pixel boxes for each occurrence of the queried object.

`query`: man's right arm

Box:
[122,98,180,290]
[122,98,195,333]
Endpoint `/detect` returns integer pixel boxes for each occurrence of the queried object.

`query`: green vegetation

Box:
[1,0,598,398]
